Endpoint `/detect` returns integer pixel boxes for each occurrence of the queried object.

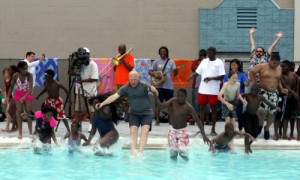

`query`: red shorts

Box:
[198,93,218,105]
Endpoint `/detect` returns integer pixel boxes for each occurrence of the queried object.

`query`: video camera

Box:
[69,47,90,75]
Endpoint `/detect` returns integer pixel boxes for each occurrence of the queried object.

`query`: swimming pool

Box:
[0,145,300,180]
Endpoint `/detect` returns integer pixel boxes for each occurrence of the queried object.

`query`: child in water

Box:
[63,121,88,152]
[31,105,58,153]
[209,122,256,154]
[241,84,280,152]
[153,88,210,160]
[83,92,125,156]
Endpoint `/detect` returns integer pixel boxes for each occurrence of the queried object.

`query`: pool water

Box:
[0,144,300,180]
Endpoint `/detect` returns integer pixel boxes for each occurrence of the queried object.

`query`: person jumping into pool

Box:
[241,84,281,153]
[30,105,58,153]
[209,122,256,154]
[36,69,71,132]
[83,92,124,156]
[95,71,157,158]
[63,121,88,153]
[152,88,210,160]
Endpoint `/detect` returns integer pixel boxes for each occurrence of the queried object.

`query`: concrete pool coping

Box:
[1,137,300,150]
[1,121,300,150]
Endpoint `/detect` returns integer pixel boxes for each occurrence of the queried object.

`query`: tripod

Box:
[55,75,91,131]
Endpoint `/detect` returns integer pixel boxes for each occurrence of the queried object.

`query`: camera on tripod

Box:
[69,47,90,76]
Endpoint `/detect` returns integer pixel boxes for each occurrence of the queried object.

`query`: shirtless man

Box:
[153,88,210,160]
[249,54,286,140]
[241,84,280,153]
[36,69,70,132]
[274,60,299,140]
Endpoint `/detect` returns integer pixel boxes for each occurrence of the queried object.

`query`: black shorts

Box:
[129,113,152,130]
[157,88,174,102]
[242,112,259,138]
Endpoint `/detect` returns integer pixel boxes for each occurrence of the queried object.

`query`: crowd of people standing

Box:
[0,28,300,158]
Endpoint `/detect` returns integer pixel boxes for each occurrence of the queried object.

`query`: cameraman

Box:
[68,47,98,131]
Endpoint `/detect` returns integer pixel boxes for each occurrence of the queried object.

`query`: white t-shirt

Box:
[196,58,225,95]
[75,60,99,97]
[22,59,39,87]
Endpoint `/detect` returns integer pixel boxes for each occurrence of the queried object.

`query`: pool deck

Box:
[1,120,300,150]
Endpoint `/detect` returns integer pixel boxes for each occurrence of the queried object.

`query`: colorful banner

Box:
[172,59,193,87]
[134,59,152,84]
[92,58,115,93]
[35,58,58,86]
[34,58,193,88]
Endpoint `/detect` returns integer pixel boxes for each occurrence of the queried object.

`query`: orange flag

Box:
[172,59,193,87]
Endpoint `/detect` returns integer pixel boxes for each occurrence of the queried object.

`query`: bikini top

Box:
[16,76,29,91]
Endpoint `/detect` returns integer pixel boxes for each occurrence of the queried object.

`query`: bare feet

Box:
[282,136,290,140]
[10,128,17,132]
[273,134,280,141]
[155,121,160,126]
[1,128,9,132]
[245,149,250,154]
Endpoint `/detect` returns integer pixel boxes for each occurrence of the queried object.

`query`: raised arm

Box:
[267,32,283,54]
[249,28,256,52]
[153,93,174,109]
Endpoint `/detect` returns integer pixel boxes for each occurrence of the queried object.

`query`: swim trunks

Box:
[168,127,190,153]
[44,96,65,119]
[259,89,281,115]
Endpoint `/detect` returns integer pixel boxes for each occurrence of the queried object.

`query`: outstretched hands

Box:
[249,27,256,34]
[276,31,283,38]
